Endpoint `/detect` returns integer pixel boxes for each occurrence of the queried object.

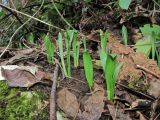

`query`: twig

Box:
[136,65,160,79]
[0,3,64,31]
[117,82,155,101]
[152,0,160,8]
[0,4,29,32]
[0,0,44,58]
[51,0,74,29]
[50,64,59,120]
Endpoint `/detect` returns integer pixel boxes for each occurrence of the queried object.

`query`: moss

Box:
[0,81,49,120]
[128,73,149,93]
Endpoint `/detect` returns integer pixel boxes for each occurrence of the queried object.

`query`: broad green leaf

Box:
[44,35,54,64]
[58,32,67,76]
[100,50,107,71]
[100,30,108,51]
[105,54,116,100]
[122,25,128,45]
[134,38,152,57]
[113,63,123,81]
[140,24,160,39]
[64,30,74,77]
[152,24,160,39]
[111,62,123,99]
[83,51,94,91]
[119,0,132,10]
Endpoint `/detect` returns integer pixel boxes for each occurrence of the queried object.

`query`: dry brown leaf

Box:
[1,68,39,87]
[57,88,80,118]
[108,104,131,120]
[0,66,52,87]
[78,83,104,120]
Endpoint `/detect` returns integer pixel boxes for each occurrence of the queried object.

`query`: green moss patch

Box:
[0,81,49,120]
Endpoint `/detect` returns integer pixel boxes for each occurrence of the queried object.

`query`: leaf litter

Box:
[0,30,160,119]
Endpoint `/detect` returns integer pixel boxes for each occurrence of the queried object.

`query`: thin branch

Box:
[136,65,160,79]
[0,3,64,31]
[152,0,160,8]
[0,5,29,32]
[50,64,59,120]
[51,0,74,29]
[0,0,45,58]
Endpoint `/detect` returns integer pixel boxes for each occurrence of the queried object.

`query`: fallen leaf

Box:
[78,83,104,120]
[57,88,80,118]
[0,65,52,87]
[1,68,39,87]
[107,104,131,120]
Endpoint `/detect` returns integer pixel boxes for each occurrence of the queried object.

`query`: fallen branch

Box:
[136,65,160,79]
[50,64,59,120]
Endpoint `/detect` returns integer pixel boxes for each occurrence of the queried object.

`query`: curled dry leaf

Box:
[78,83,104,120]
[0,65,52,87]
[57,88,80,118]
[1,68,39,87]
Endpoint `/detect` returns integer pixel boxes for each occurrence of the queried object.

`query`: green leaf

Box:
[58,32,67,76]
[100,50,107,71]
[65,30,74,77]
[140,24,160,39]
[122,25,128,45]
[83,51,94,91]
[113,62,123,84]
[134,38,152,57]
[104,54,116,100]
[119,0,132,10]
[44,34,55,64]
[100,30,108,51]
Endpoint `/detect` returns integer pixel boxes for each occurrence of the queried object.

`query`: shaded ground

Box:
[0,29,160,119]
[0,1,160,119]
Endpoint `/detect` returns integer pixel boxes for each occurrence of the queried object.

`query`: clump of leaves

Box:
[58,32,67,76]
[104,54,123,100]
[99,30,123,100]
[82,36,94,91]
[58,30,80,77]
[44,34,55,64]
[72,30,80,68]
[134,24,160,61]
